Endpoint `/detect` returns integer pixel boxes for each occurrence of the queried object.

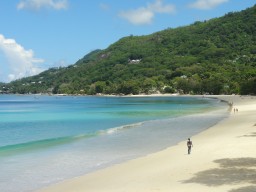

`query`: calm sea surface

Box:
[0,95,228,192]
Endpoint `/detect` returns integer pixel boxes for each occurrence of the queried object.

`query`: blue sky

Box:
[0,0,255,82]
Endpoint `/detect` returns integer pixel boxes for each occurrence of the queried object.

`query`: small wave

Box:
[0,109,32,113]
[98,122,143,135]
[0,134,95,157]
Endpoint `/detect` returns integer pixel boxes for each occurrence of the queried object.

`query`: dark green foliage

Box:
[3,5,256,95]
[240,77,256,95]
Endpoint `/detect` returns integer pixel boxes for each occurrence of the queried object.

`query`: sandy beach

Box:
[38,95,256,192]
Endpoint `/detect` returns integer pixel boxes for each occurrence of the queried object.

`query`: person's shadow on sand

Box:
[182,157,256,192]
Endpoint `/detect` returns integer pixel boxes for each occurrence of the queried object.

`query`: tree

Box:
[240,78,256,95]
[118,80,140,95]
[95,81,106,93]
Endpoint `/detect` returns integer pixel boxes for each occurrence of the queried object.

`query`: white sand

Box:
[38,95,256,192]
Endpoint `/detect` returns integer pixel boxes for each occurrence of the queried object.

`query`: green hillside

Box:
[3,5,256,95]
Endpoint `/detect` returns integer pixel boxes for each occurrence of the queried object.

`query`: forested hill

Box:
[3,5,256,95]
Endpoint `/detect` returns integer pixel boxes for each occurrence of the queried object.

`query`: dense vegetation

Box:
[2,5,256,95]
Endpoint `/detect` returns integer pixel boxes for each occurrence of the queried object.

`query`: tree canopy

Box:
[2,5,256,95]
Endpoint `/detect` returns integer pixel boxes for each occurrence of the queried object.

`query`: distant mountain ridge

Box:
[2,5,256,95]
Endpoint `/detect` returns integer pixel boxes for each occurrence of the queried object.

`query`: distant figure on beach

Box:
[187,138,193,154]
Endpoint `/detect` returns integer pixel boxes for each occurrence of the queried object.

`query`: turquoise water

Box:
[0,95,228,191]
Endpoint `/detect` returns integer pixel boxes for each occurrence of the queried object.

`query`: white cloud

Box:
[119,8,154,25]
[17,0,68,11]
[119,0,175,25]
[0,34,45,82]
[148,0,176,13]
[189,0,229,10]
[100,3,110,11]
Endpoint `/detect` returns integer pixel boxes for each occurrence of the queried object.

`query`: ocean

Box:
[0,95,229,192]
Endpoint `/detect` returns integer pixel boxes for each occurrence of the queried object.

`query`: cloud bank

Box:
[119,0,175,25]
[189,0,229,10]
[17,0,68,11]
[0,34,44,82]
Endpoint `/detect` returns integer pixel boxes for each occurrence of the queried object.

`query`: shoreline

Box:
[38,95,256,192]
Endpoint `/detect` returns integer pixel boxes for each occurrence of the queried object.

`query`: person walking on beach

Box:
[187,138,193,154]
